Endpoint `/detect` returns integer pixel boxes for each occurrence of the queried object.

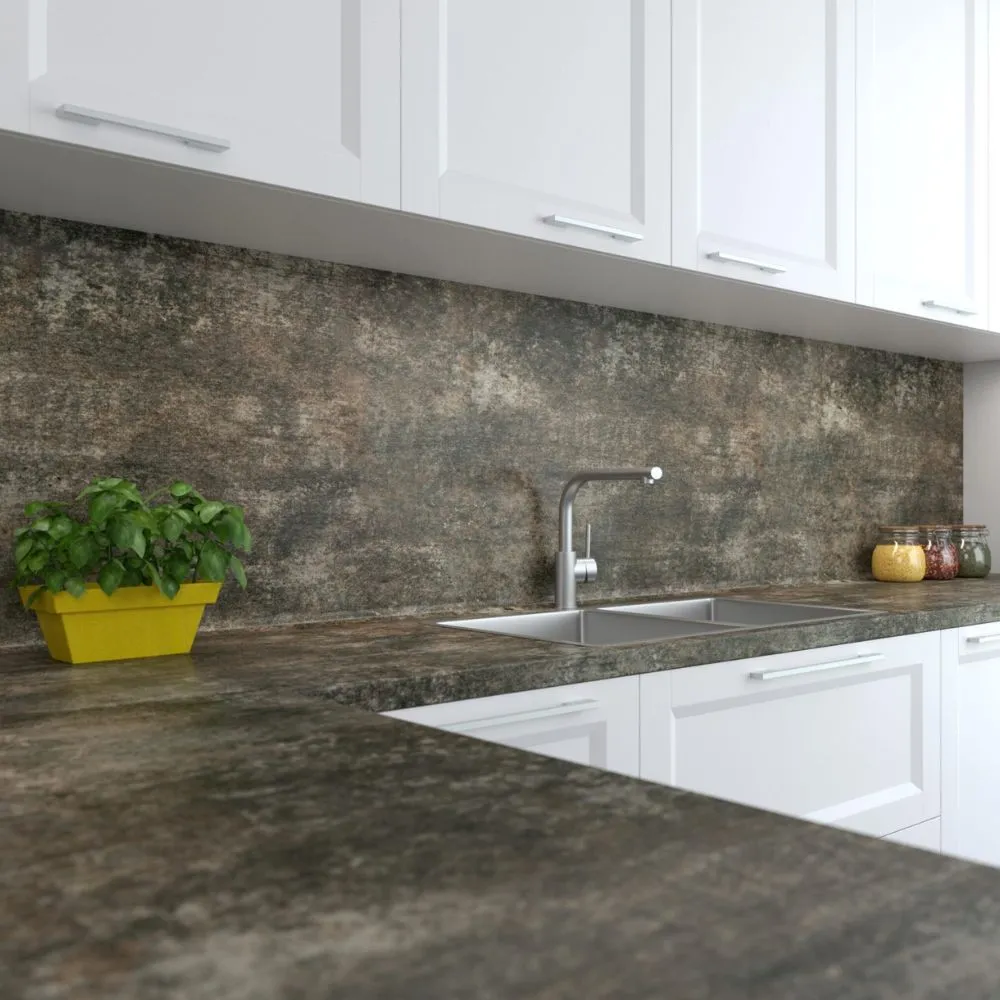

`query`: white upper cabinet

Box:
[856,0,988,327]
[671,0,856,300]
[401,0,671,262]
[11,0,400,206]
[640,634,941,838]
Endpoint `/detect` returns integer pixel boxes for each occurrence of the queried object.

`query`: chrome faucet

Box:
[555,467,663,610]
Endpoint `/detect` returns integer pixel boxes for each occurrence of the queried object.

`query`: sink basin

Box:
[601,597,869,628]
[440,609,737,647]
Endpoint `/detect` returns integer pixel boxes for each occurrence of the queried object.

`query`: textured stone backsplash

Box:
[0,209,962,646]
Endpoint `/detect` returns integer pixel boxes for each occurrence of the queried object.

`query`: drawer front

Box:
[384,676,640,777]
[641,633,941,837]
[956,621,1000,661]
[883,817,941,853]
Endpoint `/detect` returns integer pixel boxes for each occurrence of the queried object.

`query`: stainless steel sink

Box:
[601,597,869,628]
[439,609,737,647]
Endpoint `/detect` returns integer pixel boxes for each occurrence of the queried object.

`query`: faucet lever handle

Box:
[575,524,598,584]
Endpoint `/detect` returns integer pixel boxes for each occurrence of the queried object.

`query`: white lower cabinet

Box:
[640,633,941,837]
[883,817,941,852]
[941,624,1000,866]
[384,676,640,777]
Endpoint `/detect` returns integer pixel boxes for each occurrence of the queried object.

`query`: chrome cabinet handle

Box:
[966,634,1000,646]
[920,298,978,316]
[440,698,600,733]
[56,104,231,153]
[749,653,885,681]
[705,250,787,275]
[542,215,643,243]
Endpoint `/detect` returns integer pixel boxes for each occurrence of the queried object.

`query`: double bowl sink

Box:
[441,597,869,647]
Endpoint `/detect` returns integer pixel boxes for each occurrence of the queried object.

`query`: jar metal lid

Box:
[878,525,921,532]
[951,524,987,530]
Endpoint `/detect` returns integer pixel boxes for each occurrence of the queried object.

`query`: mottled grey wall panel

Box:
[0,210,962,646]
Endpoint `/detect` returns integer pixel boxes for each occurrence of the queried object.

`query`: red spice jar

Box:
[919,526,959,580]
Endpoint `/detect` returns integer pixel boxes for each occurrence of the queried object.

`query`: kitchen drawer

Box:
[640,633,941,837]
[383,676,640,777]
[956,622,1000,661]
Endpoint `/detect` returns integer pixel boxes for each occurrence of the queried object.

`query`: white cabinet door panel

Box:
[672,0,856,299]
[384,676,640,777]
[0,2,29,132]
[641,634,941,837]
[883,817,941,853]
[941,624,1000,867]
[857,0,988,327]
[18,0,400,205]
[402,0,670,262]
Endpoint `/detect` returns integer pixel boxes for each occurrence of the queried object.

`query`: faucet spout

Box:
[556,466,663,610]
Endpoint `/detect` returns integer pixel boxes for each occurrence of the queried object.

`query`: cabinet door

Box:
[883,817,941,853]
[18,0,400,205]
[671,0,856,299]
[0,3,28,132]
[941,624,1000,866]
[856,0,988,328]
[401,1,670,262]
[384,676,640,777]
[641,634,941,837]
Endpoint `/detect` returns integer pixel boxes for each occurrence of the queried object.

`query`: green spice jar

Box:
[953,525,992,579]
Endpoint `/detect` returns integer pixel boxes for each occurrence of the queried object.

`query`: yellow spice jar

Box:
[872,526,926,582]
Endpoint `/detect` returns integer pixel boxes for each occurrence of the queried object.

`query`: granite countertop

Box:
[7,580,1000,999]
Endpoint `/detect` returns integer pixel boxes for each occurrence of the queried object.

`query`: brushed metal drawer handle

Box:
[748,653,885,681]
[705,250,787,275]
[55,104,231,153]
[440,698,600,733]
[966,634,1000,646]
[921,298,978,316]
[541,215,643,243]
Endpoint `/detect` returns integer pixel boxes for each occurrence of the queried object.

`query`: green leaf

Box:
[24,500,53,517]
[44,570,67,594]
[229,555,247,588]
[14,537,34,564]
[68,535,96,570]
[65,577,86,599]
[159,575,180,600]
[31,517,51,533]
[27,551,49,573]
[96,477,124,489]
[25,586,46,608]
[238,522,252,553]
[97,559,125,596]
[169,482,193,498]
[162,514,184,542]
[196,501,225,524]
[109,516,146,559]
[48,515,74,541]
[164,552,191,584]
[147,564,166,595]
[196,541,229,582]
[89,490,121,524]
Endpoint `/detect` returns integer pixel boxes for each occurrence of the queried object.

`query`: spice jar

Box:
[872,527,926,582]
[953,525,992,579]
[919,526,959,581]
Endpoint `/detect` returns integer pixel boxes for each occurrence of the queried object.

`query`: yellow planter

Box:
[19,582,222,664]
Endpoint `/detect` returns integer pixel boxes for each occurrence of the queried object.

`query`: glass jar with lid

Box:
[872,526,926,582]
[919,525,959,580]
[953,525,992,579]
